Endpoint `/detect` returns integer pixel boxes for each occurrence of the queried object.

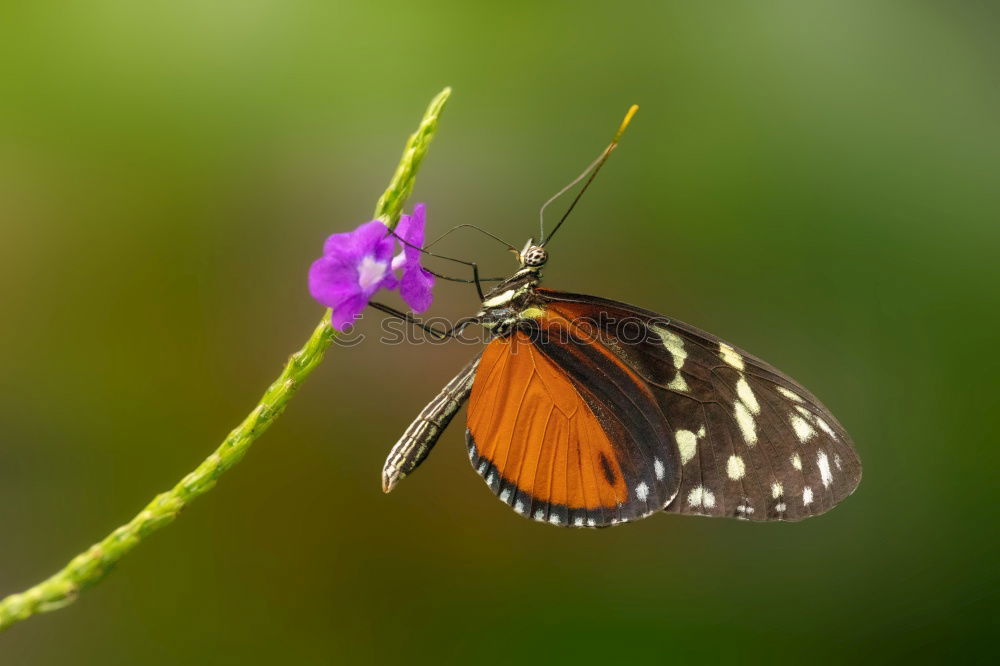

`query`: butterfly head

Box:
[519,239,548,268]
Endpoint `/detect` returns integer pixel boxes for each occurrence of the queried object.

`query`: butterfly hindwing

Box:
[466,323,680,527]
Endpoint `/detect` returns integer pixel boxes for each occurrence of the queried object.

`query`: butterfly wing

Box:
[537,288,862,522]
[466,325,680,527]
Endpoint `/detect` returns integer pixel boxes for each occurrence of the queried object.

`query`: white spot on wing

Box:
[719,343,744,370]
[791,453,802,470]
[514,500,525,515]
[734,401,758,445]
[727,455,746,480]
[775,502,787,513]
[635,482,650,502]
[654,457,665,480]
[815,416,837,438]
[651,325,690,392]
[771,482,783,499]
[790,415,817,442]
[675,429,699,465]
[794,405,837,440]
[802,486,814,506]
[573,517,584,527]
[777,386,804,402]
[500,488,512,503]
[736,376,760,415]
[687,485,717,509]
[533,509,545,521]
[817,450,833,488]
[548,514,561,525]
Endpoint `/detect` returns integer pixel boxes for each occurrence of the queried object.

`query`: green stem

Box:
[375,87,451,230]
[0,86,452,632]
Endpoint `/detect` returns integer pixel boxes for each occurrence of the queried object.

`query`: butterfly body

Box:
[474,267,543,334]
[384,244,861,528]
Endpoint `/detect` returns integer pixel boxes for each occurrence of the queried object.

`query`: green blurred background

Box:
[1,1,996,663]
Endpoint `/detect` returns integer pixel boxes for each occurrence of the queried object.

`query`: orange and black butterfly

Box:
[381,107,861,527]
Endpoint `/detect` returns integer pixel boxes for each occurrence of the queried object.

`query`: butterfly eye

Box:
[522,246,548,267]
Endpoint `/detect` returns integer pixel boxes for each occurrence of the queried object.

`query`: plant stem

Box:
[0,86,451,632]
[375,87,451,230]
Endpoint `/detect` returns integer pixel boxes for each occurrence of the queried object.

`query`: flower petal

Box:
[329,293,370,332]
[389,204,434,312]
[399,204,426,263]
[370,229,397,267]
[323,220,389,257]
[400,267,435,313]
[308,255,361,308]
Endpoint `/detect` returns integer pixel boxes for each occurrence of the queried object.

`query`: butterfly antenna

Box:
[539,104,638,247]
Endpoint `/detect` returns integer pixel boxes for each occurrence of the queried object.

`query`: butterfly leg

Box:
[421,222,522,299]
[425,266,507,288]
[382,353,482,492]
[368,301,481,340]
[389,228,509,299]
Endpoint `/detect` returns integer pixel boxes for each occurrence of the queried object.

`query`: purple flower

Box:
[391,204,435,313]
[308,220,398,332]
[307,204,436,332]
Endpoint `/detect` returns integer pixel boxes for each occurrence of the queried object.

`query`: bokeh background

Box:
[1,1,997,663]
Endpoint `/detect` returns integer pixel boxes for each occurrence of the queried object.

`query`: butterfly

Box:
[380,107,861,527]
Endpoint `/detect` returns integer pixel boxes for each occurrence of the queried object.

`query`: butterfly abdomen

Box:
[382,355,481,493]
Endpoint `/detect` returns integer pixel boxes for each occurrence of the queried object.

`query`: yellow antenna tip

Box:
[613,104,639,143]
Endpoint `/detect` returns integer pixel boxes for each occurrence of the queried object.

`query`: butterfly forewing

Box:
[535,289,861,522]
